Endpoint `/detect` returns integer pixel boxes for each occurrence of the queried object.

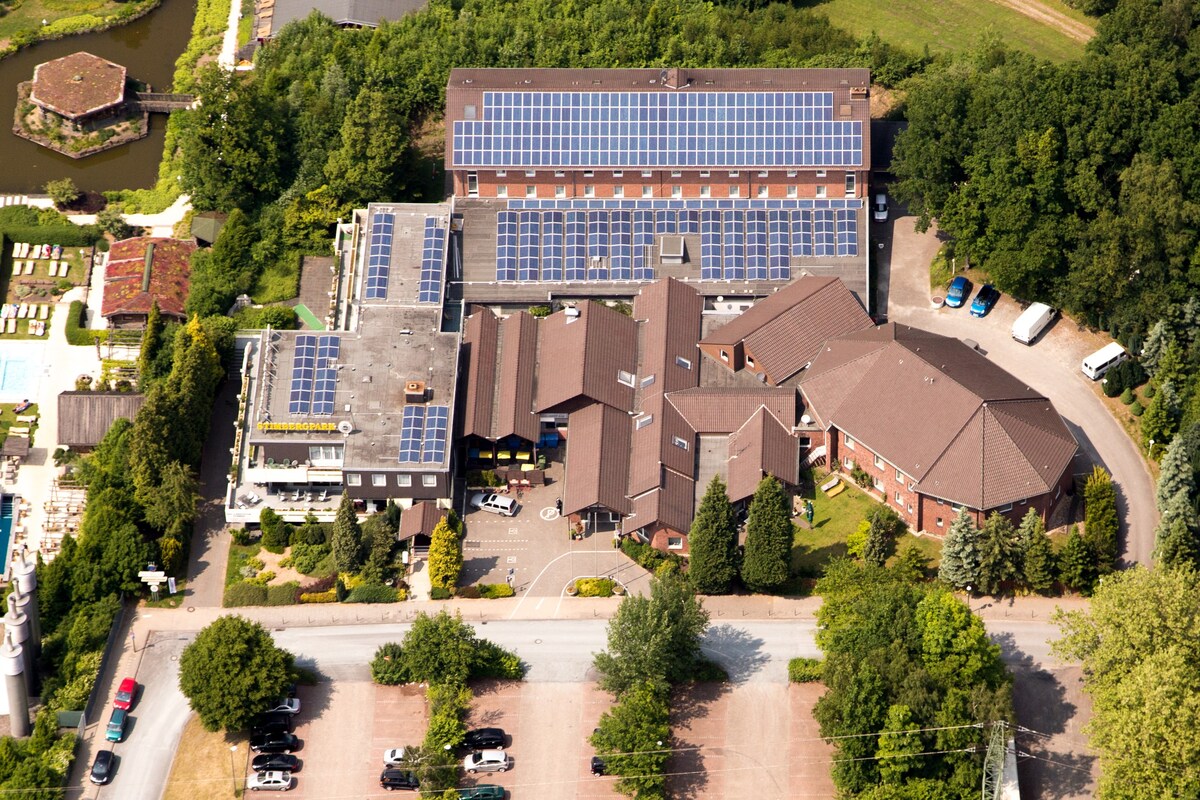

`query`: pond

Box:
[0,0,195,195]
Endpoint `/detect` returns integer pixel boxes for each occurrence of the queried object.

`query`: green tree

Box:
[975,512,1019,595]
[1155,435,1195,513]
[427,516,462,591]
[138,302,164,382]
[186,208,259,318]
[96,206,134,239]
[1058,527,1096,595]
[1141,320,1172,378]
[891,542,929,583]
[937,509,979,589]
[360,512,397,582]
[331,494,363,573]
[1018,510,1058,594]
[876,704,923,784]
[142,461,200,533]
[1084,466,1120,573]
[914,588,1006,689]
[1141,388,1176,456]
[369,611,522,687]
[1154,491,1200,568]
[863,505,902,567]
[739,476,793,592]
[324,86,410,207]
[45,178,79,208]
[686,476,738,594]
[178,616,294,731]
[1053,567,1200,798]
[593,569,709,696]
[589,680,671,799]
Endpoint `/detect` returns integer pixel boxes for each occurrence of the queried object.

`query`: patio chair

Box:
[319,489,329,501]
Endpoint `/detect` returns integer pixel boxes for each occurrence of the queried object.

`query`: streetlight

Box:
[229,745,238,795]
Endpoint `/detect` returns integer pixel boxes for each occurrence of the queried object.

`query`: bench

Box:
[819,475,841,493]
[825,482,847,498]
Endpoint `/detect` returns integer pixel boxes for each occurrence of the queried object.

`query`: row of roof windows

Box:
[492,169,831,178]
[497,183,853,199]
[345,473,439,487]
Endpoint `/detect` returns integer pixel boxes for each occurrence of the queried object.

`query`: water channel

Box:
[0,0,195,194]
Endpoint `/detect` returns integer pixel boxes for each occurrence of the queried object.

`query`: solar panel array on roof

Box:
[289,334,340,415]
[418,218,445,304]
[508,198,860,211]
[397,405,452,464]
[365,213,395,300]
[453,92,863,169]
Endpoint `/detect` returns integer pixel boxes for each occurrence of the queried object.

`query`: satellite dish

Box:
[337,420,353,435]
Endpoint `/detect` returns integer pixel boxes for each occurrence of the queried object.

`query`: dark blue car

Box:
[970,284,1000,317]
[945,276,972,308]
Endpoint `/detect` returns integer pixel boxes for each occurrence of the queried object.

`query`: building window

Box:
[641,170,653,178]
[755,185,767,198]
[555,186,566,198]
[998,503,1014,512]
[607,511,621,523]
[636,414,654,430]
[398,474,412,487]
[525,186,536,198]
[672,435,689,451]
[896,468,903,482]
[372,474,386,487]
[467,173,478,197]
[1020,498,1028,505]
[617,369,636,387]
[346,474,362,486]
[583,170,594,177]
[675,355,692,369]
[816,169,827,178]
[700,186,711,198]
[496,185,508,198]
[844,435,855,450]
[554,170,565,177]
[786,186,798,198]
[308,445,343,465]
[422,474,437,487]
[699,170,710,178]
[757,170,769,178]
[895,491,902,504]
[845,173,856,196]
[613,170,624,178]
[719,349,729,362]
[642,186,653,198]
[746,355,756,368]
[525,170,536,177]
[640,374,656,388]
[786,170,798,178]
[584,185,595,198]
[671,185,682,198]
[728,186,740,198]
[613,186,624,198]
[798,436,811,447]
[671,170,682,177]
[729,170,740,178]
[874,454,883,469]
[936,517,944,527]
[667,536,684,550]
[496,170,507,177]
[843,456,855,469]
[873,476,884,491]
[936,498,945,505]
[816,185,827,198]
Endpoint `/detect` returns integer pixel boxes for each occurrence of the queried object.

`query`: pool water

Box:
[0,496,13,571]
[0,357,32,396]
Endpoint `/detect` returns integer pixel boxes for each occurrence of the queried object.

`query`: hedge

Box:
[575,578,615,597]
[65,301,95,346]
[619,539,685,574]
[267,582,299,606]
[478,583,514,599]
[472,639,525,680]
[346,584,398,604]
[224,581,268,607]
[299,589,337,603]
[788,657,824,683]
[430,587,452,600]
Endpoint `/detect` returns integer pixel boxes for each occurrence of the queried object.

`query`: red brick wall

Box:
[648,524,689,555]
[833,428,917,525]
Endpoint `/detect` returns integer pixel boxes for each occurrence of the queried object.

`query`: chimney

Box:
[141,242,155,292]
[405,380,427,403]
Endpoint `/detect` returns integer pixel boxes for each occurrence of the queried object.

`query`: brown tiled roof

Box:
[495,312,540,442]
[701,277,873,384]
[800,323,1077,509]
[726,407,800,503]
[623,470,696,536]
[102,238,194,320]
[461,308,499,439]
[535,302,637,413]
[30,52,126,120]
[668,387,797,433]
[398,501,444,541]
[563,403,632,516]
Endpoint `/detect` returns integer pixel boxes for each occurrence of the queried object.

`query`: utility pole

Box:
[981,720,1007,800]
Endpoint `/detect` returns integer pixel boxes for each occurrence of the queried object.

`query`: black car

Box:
[590,756,606,777]
[380,768,419,791]
[89,750,114,785]
[249,731,299,754]
[252,753,300,773]
[463,727,507,750]
[252,712,295,734]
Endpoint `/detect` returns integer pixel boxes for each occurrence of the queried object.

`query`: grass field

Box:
[163,715,247,800]
[0,0,156,44]
[801,0,1092,63]
[791,470,882,577]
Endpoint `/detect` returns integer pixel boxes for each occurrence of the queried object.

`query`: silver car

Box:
[247,770,294,791]
[464,749,510,774]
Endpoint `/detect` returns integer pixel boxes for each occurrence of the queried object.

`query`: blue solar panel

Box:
[587,211,609,279]
[610,210,631,280]
[700,210,721,280]
[814,209,836,257]
[542,211,564,281]
[311,334,340,415]
[365,213,395,300]
[768,210,790,280]
[655,210,676,235]
[746,210,768,280]
[418,218,445,304]
[836,209,858,256]
[723,210,745,280]
[497,211,518,281]
[632,210,654,280]
[288,334,316,415]
[565,211,587,280]
[398,406,425,464]
[453,91,862,169]
[791,209,812,258]
[518,212,540,281]
[421,406,450,464]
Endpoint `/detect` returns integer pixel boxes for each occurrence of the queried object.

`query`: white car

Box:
[873,193,888,222]
[247,770,294,791]
[264,698,301,715]
[383,748,407,767]
[464,749,510,774]
[468,493,518,517]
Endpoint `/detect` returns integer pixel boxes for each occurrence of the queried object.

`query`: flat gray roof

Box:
[355,202,452,308]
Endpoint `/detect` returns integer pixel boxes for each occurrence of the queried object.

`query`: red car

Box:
[113,677,137,711]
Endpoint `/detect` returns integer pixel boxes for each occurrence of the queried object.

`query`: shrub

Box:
[299,589,337,603]
[1130,401,1145,417]
[267,582,299,606]
[346,584,398,604]
[232,305,299,330]
[788,657,824,683]
[230,527,253,545]
[1119,387,1134,405]
[851,465,873,488]
[248,570,276,586]
[290,543,333,575]
[65,300,94,346]
[478,583,514,599]
[528,304,552,317]
[620,538,685,573]
[575,578,615,597]
[224,581,268,607]
[430,587,452,600]
[370,643,409,684]
[472,639,525,680]
[456,585,481,599]
[299,574,336,595]
[465,469,504,487]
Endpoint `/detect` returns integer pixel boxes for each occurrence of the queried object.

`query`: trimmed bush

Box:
[247,570,276,586]
[1130,401,1145,417]
[267,582,299,606]
[224,581,268,607]
[456,585,481,599]
[346,584,398,604]
[1119,387,1134,405]
[430,586,452,600]
[290,543,333,575]
[370,643,408,684]
[478,583,514,599]
[788,657,823,683]
[575,577,616,597]
[299,589,337,603]
[230,527,253,546]
[65,300,94,346]
[620,538,685,573]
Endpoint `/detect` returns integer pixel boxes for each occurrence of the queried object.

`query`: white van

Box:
[1082,342,1129,381]
[1011,302,1056,345]
[469,492,518,516]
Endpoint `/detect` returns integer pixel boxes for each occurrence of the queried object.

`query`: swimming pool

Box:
[0,496,13,576]
[0,345,43,403]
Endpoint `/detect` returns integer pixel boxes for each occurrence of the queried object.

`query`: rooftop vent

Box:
[405,380,427,403]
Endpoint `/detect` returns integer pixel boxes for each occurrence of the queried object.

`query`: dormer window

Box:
[636,414,653,429]
[618,370,636,387]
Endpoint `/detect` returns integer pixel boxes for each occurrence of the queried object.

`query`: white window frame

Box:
[612,170,624,178]
[641,169,653,178]
[936,517,944,527]
[525,185,536,198]
[699,170,711,178]
[700,186,711,198]
[786,186,798,198]
[816,169,827,178]
[613,186,624,198]
[671,185,682,198]
[719,349,729,362]
[728,170,741,178]
[617,370,636,387]
[816,185,827,199]
[640,374,655,388]
[635,414,653,430]
[554,170,565,177]
[845,173,856,197]
[997,502,1014,513]
[397,474,412,487]
[757,185,768,198]
[895,491,902,504]
[346,473,362,487]
[874,454,884,469]
[496,185,508,198]
[584,170,595,178]
[786,170,798,178]
[844,435,855,450]
[584,185,595,198]
[372,474,386,487]
[672,435,689,451]
[757,170,769,178]
[422,474,437,487]
[667,536,684,550]
[496,170,507,177]
[555,185,565,198]
[896,468,904,482]
[675,355,692,369]
[728,186,740,198]
[642,186,653,198]
[525,169,536,177]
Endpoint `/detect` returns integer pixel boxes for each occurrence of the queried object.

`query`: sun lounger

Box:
[5,319,14,334]
[15,415,36,423]
[47,262,56,277]
[18,243,28,258]
[51,244,61,260]
[38,305,47,319]
[32,321,43,336]
[24,261,33,275]
[15,305,26,320]
[40,244,50,259]
[59,264,68,277]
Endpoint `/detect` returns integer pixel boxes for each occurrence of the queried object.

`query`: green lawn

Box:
[791,470,882,577]
[805,0,1091,63]
[225,543,262,587]
[0,402,38,449]
[0,0,156,44]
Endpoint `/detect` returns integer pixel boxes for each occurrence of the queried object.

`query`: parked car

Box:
[383,748,410,767]
[105,709,127,743]
[252,712,295,734]
[264,698,301,715]
[247,770,294,791]
[590,755,607,776]
[945,275,972,308]
[469,493,517,517]
[464,749,510,774]
[380,768,419,791]
[873,193,888,222]
[113,677,137,711]
[457,786,505,800]
[252,754,300,773]
[89,750,114,785]
[250,731,299,754]
[463,728,507,750]
[970,284,1000,318]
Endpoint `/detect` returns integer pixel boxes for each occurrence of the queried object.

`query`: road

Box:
[878,213,1159,565]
